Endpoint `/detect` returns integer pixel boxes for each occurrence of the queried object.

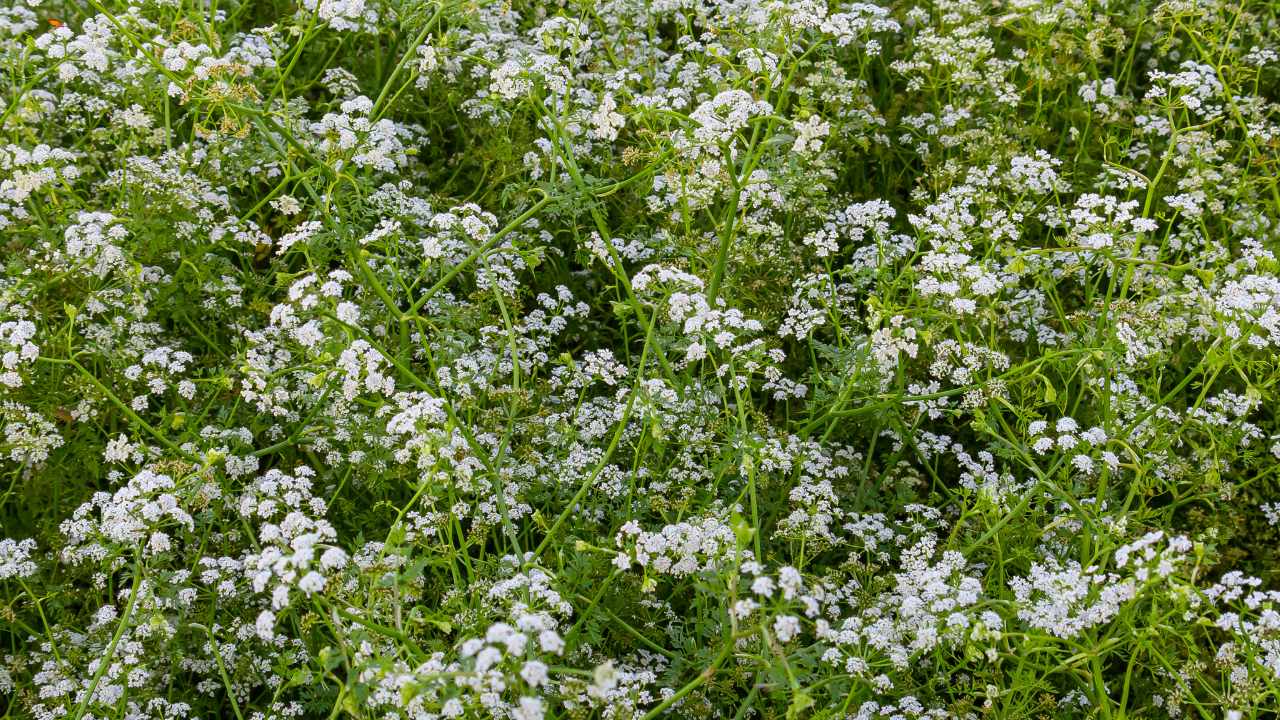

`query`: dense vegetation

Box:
[3,0,1280,718]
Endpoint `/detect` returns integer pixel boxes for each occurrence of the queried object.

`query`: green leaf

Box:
[787,690,815,720]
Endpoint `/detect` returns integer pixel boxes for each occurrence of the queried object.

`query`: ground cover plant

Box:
[2,0,1280,717]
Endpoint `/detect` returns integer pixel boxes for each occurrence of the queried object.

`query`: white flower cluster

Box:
[802,198,897,258]
[614,514,744,579]
[310,95,410,172]
[684,90,774,152]
[731,563,826,641]
[0,143,79,205]
[301,0,378,33]
[819,536,998,672]
[1009,557,1135,639]
[0,311,37,388]
[0,537,37,579]
[59,469,201,564]
[348,564,572,720]
[0,401,62,465]
[1028,417,1118,476]
[237,467,348,611]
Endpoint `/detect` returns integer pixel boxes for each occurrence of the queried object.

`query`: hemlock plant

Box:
[2,0,1280,718]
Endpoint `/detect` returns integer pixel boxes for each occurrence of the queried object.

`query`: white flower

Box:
[774,615,801,643]
[103,434,136,463]
[792,116,830,155]
[513,697,545,720]
[590,93,625,142]
[751,576,776,598]
[256,610,276,642]
[320,547,348,570]
[533,628,563,655]
[0,538,38,579]
[270,195,302,215]
[1071,454,1094,475]
[520,660,549,687]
